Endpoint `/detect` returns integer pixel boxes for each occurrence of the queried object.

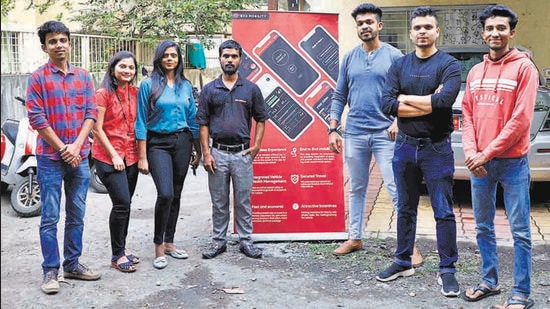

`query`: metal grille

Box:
[380,5,486,55]
[0,29,220,75]
[1,31,20,73]
[1,30,158,74]
[380,9,413,54]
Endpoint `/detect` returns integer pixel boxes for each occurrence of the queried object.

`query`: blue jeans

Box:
[208,148,254,245]
[95,160,139,257]
[393,133,457,274]
[37,156,90,274]
[344,131,397,239]
[147,131,193,245]
[470,156,532,299]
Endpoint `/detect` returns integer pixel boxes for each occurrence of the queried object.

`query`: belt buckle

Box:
[229,144,243,152]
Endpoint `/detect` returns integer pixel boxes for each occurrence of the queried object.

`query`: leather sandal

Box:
[111,254,136,273]
[461,284,501,302]
[489,296,534,309]
[125,249,140,264]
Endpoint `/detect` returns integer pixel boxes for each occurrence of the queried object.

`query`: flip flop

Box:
[489,297,534,309]
[164,249,189,259]
[461,284,501,302]
[153,256,167,269]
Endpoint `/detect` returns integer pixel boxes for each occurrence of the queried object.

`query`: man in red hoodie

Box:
[460,5,539,309]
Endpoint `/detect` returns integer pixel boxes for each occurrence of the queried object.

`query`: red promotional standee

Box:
[232,11,346,240]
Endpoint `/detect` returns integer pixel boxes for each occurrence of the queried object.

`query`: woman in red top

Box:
[92,51,140,273]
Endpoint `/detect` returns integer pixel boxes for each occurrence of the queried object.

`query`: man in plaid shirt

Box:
[26,20,100,295]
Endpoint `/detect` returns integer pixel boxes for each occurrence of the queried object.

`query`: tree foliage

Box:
[23,0,264,48]
[1,0,15,17]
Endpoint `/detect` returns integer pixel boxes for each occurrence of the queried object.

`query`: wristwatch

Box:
[328,127,341,135]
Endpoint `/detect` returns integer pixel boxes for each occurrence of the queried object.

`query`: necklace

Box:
[115,88,134,136]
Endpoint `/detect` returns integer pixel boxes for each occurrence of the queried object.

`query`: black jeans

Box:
[95,159,139,257]
[147,131,193,245]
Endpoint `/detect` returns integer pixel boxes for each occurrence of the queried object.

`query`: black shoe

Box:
[438,273,460,297]
[202,243,227,259]
[239,242,262,259]
[376,262,414,282]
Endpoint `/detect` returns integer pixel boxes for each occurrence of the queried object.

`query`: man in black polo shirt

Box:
[196,39,269,259]
[377,7,461,297]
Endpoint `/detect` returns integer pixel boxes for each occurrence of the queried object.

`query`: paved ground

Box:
[361,161,550,244]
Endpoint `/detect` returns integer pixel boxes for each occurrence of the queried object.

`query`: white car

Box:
[441,45,550,182]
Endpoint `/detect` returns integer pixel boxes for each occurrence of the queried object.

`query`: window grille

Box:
[1,31,20,74]
[70,34,84,68]
[1,30,157,75]
[380,5,486,55]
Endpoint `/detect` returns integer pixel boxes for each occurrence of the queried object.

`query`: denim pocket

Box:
[394,139,406,151]
[429,138,452,155]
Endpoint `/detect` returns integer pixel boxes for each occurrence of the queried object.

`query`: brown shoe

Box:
[63,263,101,281]
[412,244,423,267]
[333,239,363,256]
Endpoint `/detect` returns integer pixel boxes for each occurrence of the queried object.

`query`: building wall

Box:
[309,0,550,84]
[2,1,83,32]
[6,1,547,76]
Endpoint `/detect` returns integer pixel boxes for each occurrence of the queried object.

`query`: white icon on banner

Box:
[292,203,299,210]
[290,174,299,184]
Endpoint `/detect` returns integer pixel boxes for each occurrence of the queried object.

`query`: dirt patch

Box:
[2,232,548,308]
[2,171,549,308]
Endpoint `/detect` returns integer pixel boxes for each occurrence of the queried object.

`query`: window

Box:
[380,5,487,55]
[1,31,20,74]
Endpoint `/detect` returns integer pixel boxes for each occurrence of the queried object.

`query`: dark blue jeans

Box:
[37,156,90,274]
[392,134,458,274]
[147,131,193,245]
[95,160,138,257]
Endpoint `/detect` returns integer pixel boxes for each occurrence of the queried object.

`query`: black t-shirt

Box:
[381,50,461,139]
[196,74,269,144]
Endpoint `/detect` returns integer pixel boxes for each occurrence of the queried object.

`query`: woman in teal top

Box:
[135,40,201,270]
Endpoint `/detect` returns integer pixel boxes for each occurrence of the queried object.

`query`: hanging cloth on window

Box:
[187,43,206,69]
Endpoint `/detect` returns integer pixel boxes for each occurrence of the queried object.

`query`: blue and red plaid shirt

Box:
[26,60,97,160]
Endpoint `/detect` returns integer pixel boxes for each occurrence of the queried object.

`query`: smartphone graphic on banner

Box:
[254,30,320,96]
[256,74,314,141]
[238,50,261,81]
[299,26,339,82]
[305,81,334,127]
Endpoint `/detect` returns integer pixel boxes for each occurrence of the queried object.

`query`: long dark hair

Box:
[99,51,138,93]
[149,40,189,108]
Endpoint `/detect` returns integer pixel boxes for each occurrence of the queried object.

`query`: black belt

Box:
[397,132,447,146]
[148,129,188,137]
[212,142,247,153]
